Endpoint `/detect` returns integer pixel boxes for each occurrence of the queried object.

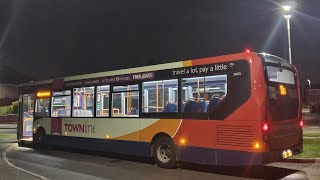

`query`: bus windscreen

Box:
[266,66,295,85]
[266,66,298,121]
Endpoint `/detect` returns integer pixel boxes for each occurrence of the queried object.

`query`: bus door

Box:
[20,94,34,141]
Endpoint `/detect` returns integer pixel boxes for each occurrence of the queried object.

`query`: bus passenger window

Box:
[73,86,95,117]
[142,79,178,113]
[51,90,71,117]
[96,85,110,117]
[182,75,227,113]
[112,84,139,117]
[35,98,50,117]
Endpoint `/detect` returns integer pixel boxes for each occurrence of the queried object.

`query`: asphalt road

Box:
[5,145,316,180]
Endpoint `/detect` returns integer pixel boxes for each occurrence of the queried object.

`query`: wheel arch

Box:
[36,126,46,135]
[150,132,172,157]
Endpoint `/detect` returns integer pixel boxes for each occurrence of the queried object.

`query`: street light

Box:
[307,79,311,88]
[282,5,293,64]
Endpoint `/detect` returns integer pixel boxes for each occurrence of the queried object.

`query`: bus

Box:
[17,51,303,168]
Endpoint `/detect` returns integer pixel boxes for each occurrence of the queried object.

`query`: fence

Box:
[0,114,17,124]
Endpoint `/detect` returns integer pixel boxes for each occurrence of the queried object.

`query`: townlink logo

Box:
[64,123,95,133]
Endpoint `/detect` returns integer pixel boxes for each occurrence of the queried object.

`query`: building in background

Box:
[0,64,30,106]
[304,84,320,113]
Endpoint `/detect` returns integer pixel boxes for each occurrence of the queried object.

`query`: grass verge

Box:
[304,133,320,137]
[0,133,10,140]
[295,138,320,158]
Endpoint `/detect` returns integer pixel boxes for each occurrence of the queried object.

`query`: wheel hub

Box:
[157,143,172,163]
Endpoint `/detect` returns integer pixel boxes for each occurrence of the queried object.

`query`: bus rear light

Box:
[299,120,304,127]
[262,122,269,131]
[245,49,250,53]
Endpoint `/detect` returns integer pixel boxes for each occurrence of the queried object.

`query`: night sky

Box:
[0,0,320,85]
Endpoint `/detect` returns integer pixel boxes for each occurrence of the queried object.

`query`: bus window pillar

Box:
[144,89,148,112]
[187,86,193,100]
[224,83,227,95]
[121,92,125,115]
[168,87,173,101]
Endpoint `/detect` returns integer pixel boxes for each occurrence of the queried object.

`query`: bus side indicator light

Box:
[179,138,186,145]
[254,142,260,149]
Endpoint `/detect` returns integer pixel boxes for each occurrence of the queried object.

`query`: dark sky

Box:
[0,0,320,85]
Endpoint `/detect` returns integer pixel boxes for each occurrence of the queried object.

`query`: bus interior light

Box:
[279,84,287,96]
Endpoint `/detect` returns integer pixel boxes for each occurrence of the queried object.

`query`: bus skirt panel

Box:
[42,135,302,166]
[44,135,151,157]
[176,143,303,166]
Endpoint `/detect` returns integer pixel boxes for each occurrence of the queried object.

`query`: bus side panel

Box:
[33,118,51,135]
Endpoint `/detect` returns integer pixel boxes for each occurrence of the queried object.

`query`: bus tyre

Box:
[153,136,177,169]
[34,128,46,146]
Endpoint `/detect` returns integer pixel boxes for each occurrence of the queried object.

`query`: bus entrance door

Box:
[20,94,34,142]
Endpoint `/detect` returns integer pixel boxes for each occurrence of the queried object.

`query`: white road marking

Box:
[1,144,50,180]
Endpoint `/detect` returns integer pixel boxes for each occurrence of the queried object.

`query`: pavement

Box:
[0,124,16,129]
[0,129,38,179]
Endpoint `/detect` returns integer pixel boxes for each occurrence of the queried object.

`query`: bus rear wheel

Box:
[152,136,177,168]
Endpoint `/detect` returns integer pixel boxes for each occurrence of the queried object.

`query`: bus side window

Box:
[181,75,227,115]
[72,86,95,117]
[51,90,72,117]
[142,79,178,113]
[112,84,139,117]
[96,85,110,117]
[35,98,50,117]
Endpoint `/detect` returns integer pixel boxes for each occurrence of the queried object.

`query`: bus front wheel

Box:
[34,128,46,146]
[152,136,177,168]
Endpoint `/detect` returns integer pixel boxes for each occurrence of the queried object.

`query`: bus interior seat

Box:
[163,101,177,112]
[184,99,197,112]
[130,107,138,115]
[207,97,221,112]
[196,100,207,112]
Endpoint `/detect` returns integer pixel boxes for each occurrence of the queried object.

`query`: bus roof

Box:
[21,52,282,87]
